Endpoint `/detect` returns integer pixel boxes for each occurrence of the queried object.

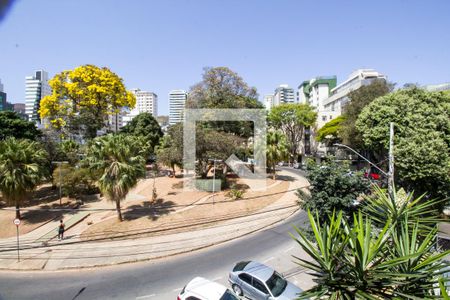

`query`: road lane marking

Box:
[263,256,275,263]
[172,288,182,292]
[136,294,156,300]
[283,246,294,253]
[212,276,223,281]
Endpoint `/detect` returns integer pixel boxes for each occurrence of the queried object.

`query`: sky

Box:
[1,0,449,115]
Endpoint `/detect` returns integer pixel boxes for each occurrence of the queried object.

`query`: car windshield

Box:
[265,272,287,297]
[219,289,240,300]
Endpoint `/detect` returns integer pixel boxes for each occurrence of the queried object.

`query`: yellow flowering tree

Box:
[39,65,136,139]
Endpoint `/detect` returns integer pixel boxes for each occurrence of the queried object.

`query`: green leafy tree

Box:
[120,112,163,156]
[156,123,183,176]
[39,64,136,139]
[293,188,450,299]
[187,67,263,138]
[0,138,48,218]
[0,111,41,140]
[356,88,450,200]
[297,159,370,222]
[268,103,317,161]
[266,130,289,179]
[316,115,345,146]
[340,79,394,149]
[85,134,146,221]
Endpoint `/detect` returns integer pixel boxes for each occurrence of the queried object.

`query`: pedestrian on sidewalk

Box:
[58,219,65,240]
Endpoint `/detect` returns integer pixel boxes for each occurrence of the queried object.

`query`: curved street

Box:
[0,168,313,300]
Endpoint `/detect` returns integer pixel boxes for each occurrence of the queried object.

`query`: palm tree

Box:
[0,138,48,219]
[266,130,289,180]
[85,134,145,221]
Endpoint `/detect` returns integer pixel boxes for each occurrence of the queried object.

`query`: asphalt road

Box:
[0,168,311,300]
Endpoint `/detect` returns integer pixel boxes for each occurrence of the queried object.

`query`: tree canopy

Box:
[0,111,41,140]
[297,159,370,223]
[340,79,394,149]
[0,138,48,218]
[187,67,261,109]
[187,67,263,138]
[268,103,317,159]
[316,115,345,145]
[356,88,450,200]
[120,112,163,155]
[39,64,136,139]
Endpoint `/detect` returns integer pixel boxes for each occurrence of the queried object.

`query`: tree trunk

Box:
[272,164,276,180]
[115,199,123,222]
[15,203,20,219]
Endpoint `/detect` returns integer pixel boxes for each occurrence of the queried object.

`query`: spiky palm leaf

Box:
[85,134,145,221]
[0,138,47,218]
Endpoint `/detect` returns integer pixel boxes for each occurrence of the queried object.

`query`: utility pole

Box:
[388,122,395,199]
[212,158,216,205]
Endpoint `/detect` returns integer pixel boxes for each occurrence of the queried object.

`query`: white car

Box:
[178,277,240,300]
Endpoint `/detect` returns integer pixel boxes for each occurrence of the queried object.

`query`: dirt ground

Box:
[80,175,292,241]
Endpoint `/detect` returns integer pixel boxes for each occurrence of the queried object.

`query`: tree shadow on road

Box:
[123,199,176,221]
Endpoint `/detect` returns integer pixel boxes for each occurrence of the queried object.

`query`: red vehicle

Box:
[364,167,381,181]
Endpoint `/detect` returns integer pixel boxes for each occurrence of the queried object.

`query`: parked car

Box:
[278,161,288,167]
[228,261,303,300]
[178,277,240,300]
[363,166,382,181]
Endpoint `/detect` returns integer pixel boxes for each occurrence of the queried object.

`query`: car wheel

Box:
[232,284,243,296]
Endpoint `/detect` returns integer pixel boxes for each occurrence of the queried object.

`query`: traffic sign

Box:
[13,219,20,226]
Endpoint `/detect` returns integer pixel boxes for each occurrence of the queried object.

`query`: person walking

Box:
[58,219,65,240]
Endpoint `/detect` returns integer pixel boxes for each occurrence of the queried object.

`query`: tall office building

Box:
[0,91,6,112]
[264,94,274,110]
[25,70,51,123]
[169,89,187,125]
[0,79,6,111]
[273,84,295,106]
[323,69,386,113]
[123,89,158,127]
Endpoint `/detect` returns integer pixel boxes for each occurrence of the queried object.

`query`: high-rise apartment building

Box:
[264,94,274,110]
[25,70,51,123]
[0,91,6,112]
[123,89,158,127]
[0,78,6,111]
[273,84,295,106]
[323,69,386,113]
[169,90,187,125]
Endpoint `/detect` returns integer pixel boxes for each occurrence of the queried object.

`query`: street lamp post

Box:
[334,122,395,199]
[52,161,69,206]
[208,158,222,205]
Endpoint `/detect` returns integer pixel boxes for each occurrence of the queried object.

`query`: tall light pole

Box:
[208,158,222,205]
[52,161,69,206]
[334,122,395,199]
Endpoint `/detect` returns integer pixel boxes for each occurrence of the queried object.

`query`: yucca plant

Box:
[292,208,450,299]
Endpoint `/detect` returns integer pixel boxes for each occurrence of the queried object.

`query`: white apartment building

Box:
[169,89,187,125]
[273,84,295,106]
[25,70,51,123]
[323,69,386,114]
[264,94,274,110]
[297,76,338,157]
[123,89,158,127]
[424,82,450,92]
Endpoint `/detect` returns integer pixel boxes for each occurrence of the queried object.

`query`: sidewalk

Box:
[0,169,309,271]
